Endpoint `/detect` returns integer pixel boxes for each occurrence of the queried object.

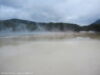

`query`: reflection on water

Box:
[0,32,100,47]
[0,32,100,75]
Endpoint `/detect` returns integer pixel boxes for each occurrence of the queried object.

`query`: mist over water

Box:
[0,32,100,75]
[0,0,100,74]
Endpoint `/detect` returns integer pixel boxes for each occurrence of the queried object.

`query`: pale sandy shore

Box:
[0,33,100,75]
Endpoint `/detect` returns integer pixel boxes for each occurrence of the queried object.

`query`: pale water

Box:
[0,32,100,75]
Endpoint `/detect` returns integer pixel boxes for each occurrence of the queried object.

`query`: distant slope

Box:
[0,19,81,32]
[82,19,100,32]
[0,19,100,32]
[92,20,100,24]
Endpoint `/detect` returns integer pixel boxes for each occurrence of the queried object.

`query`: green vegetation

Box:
[0,19,100,32]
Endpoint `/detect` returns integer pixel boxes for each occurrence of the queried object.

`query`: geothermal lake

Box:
[0,32,100,75]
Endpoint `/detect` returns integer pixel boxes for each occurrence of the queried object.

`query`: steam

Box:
[36,23,46,31]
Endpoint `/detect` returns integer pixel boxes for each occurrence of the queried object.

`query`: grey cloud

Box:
[0,0,100,25]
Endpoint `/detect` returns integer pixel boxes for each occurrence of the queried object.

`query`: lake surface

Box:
[0,32,100,75]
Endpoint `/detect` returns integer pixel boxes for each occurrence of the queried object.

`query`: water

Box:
[0,32,100,75]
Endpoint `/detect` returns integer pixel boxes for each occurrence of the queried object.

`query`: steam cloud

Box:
[0,0,100,25]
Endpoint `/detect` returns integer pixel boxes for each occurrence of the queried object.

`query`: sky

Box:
[0,0,100,25]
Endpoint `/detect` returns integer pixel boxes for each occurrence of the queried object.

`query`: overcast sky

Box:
[0,0,100,25]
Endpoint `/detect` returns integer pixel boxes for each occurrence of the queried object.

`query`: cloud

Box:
[0,0,100,25]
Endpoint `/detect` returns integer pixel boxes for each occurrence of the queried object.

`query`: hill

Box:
[82,19,100,32]
[0,19,81,32]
